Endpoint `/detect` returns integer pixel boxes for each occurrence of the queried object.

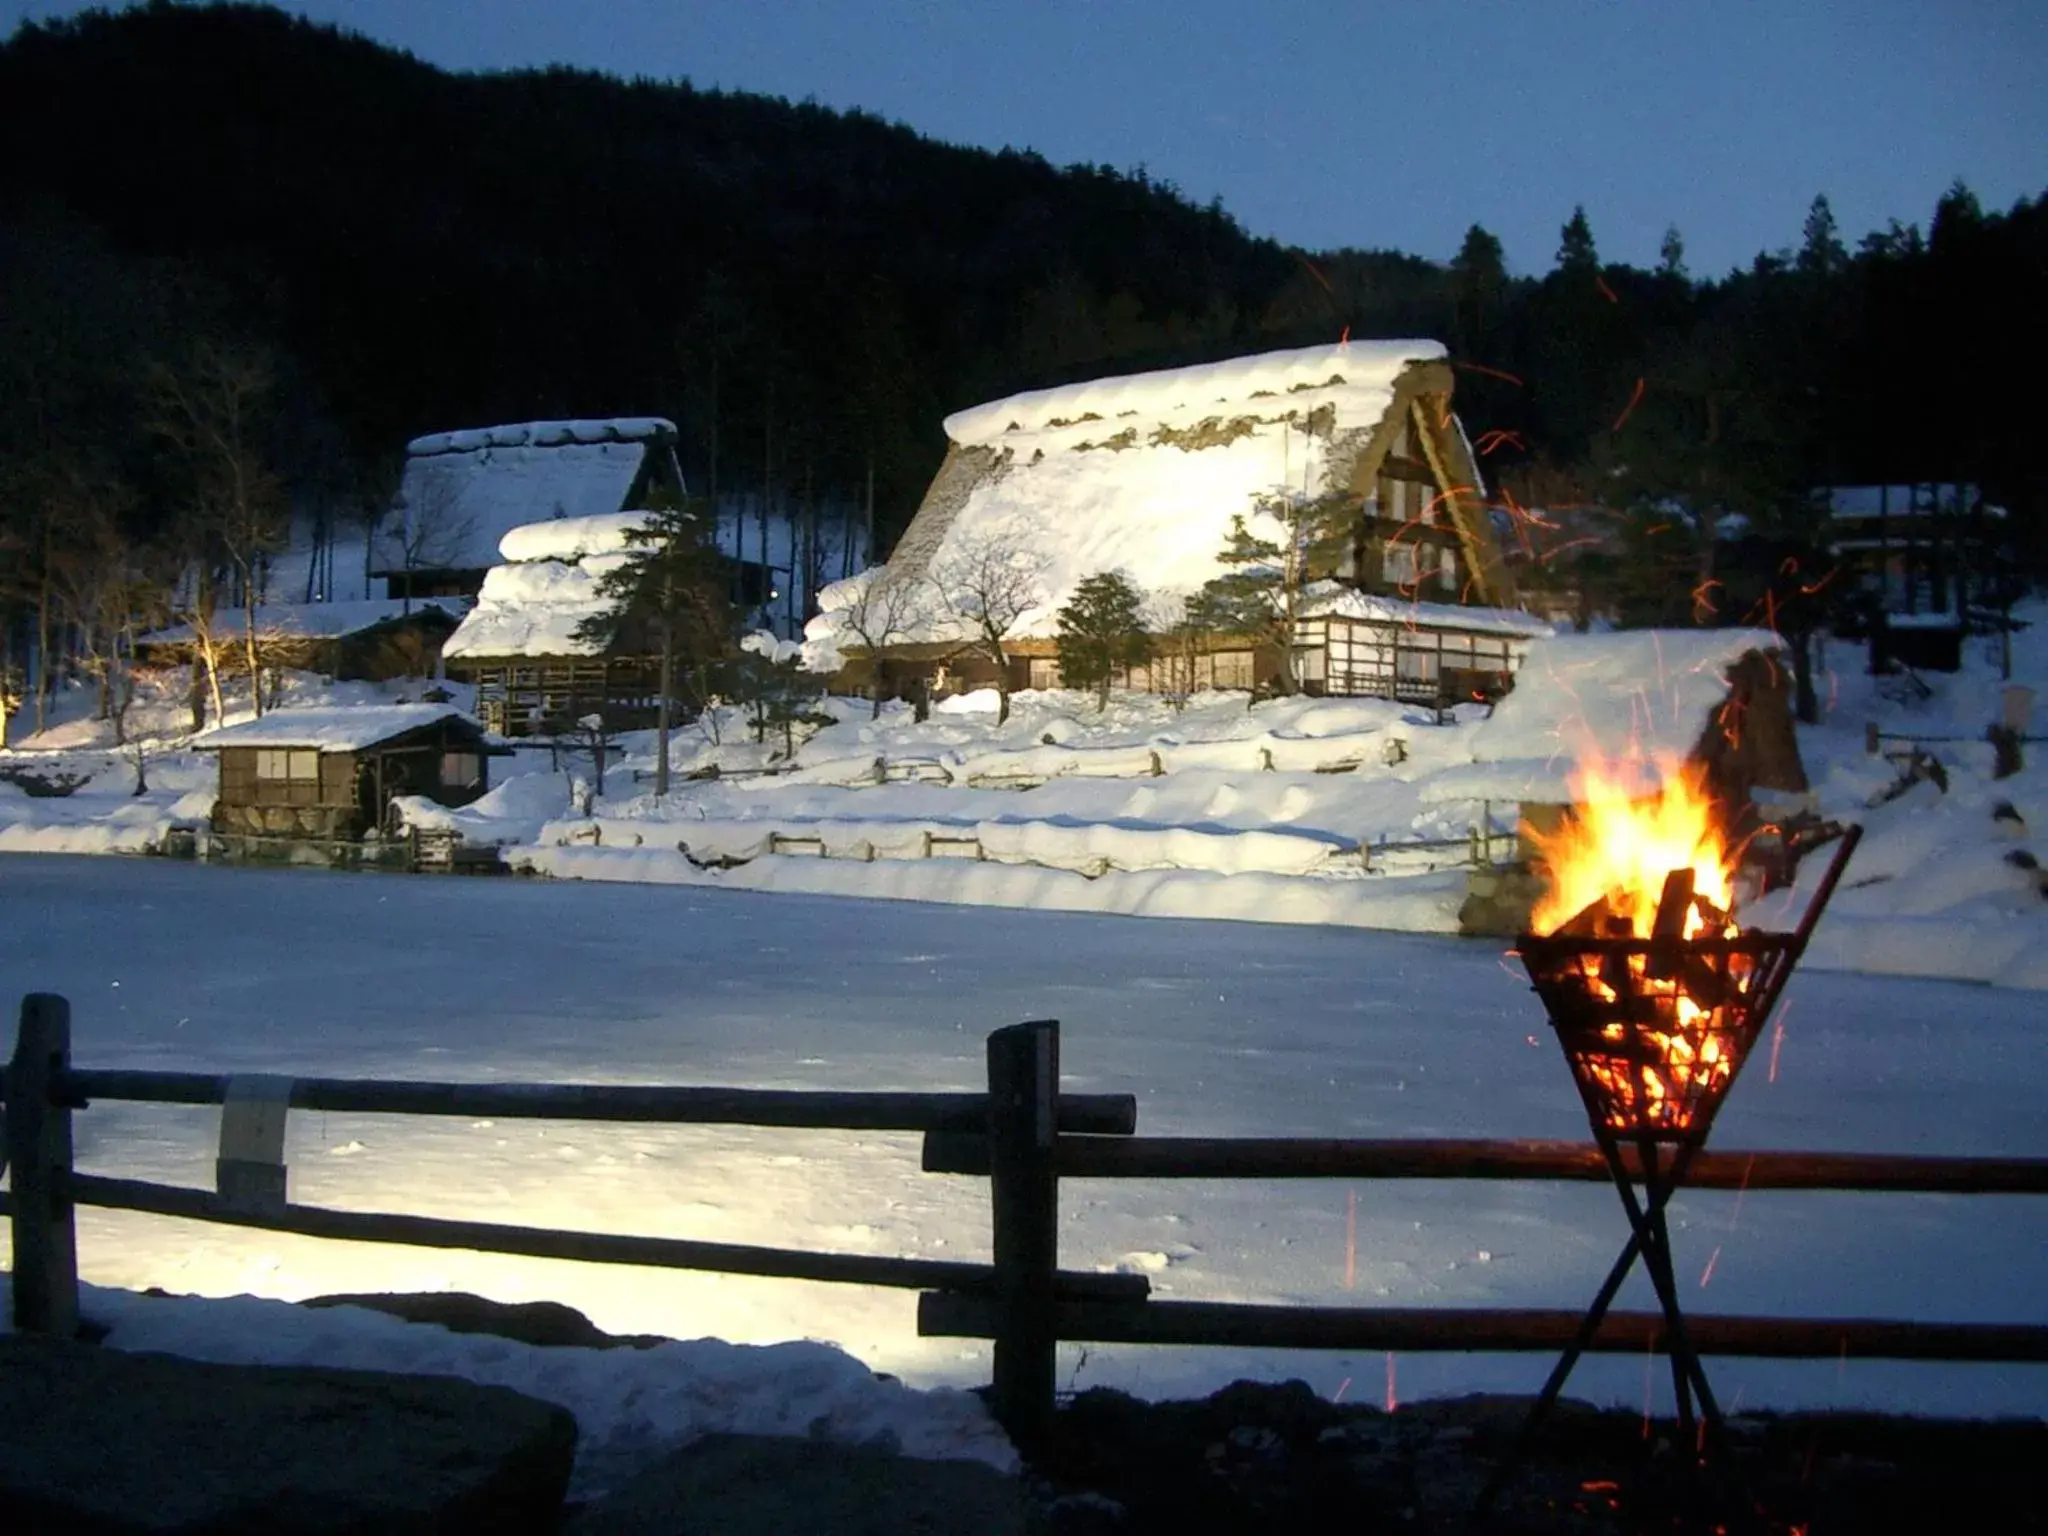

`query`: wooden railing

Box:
[6,999,2047,1453]
[0,996,1142,1427]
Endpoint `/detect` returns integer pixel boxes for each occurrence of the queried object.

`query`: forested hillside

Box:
[2,1,2042,592]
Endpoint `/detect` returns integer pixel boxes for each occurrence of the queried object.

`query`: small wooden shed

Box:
[197,704,494,845]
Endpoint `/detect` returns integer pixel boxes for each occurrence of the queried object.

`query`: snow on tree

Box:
[1055,570,1151,711]
[572,502,731,798]
[830,568,929,718]
[928,530,1048,725]
[1195,491,1350,697]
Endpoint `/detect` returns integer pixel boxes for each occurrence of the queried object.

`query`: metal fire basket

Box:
[1480,822,1864,1517]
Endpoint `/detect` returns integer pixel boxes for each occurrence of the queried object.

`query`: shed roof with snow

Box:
[373,418,681,581]
[811,340,1518,651]
[194,703,478,752]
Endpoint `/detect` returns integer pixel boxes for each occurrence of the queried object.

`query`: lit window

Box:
[254,749,319,781]
[440,752,481,788]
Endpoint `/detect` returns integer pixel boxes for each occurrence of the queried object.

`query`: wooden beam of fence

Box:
[8,995,78,1338]
[922,1134,2048,1194]
[56,1071,1137,1137]
[918,1294,2048,1363]
[65,1171,1150,1302]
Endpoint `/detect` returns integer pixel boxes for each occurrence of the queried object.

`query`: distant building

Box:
[1821,483,2013,673]
[375,419,689,600]
[136,600,468,683]
[372,416,863,636]
[197,703,494,859]
[439,514,668,737]
[808,340,1549,705]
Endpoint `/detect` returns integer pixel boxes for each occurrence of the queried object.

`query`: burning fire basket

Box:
[1483,817,1864,1516]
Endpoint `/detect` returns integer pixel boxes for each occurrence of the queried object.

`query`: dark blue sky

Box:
[8,0,2043,276]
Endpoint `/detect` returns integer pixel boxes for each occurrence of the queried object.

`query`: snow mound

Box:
[33,1281,1013,1502]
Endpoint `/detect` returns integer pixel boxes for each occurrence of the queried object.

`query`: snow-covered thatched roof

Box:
[372,418,676,578]
[1299,584,1551,639]
[1421,628,1788,804]
[195,703,475,752]
[138,598,468,649]
[810,340,1520,651]
[442,514,652,661]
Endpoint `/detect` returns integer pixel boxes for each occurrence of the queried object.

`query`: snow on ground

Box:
[0,1277,1014,1498]
[7,606,2047,988]
[4,855,2045,1460]
[0,673,473,853]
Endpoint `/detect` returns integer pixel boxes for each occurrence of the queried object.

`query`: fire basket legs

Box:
[1473,1139,1743,1525]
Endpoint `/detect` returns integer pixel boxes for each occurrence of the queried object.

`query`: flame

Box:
[1527,754,1736,938]
[1522,753,1758,1138]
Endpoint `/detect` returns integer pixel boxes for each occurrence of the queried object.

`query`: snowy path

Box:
[6,854,2045,1421]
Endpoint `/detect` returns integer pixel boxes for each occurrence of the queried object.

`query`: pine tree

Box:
[1055,570,1151,711]
[572,502,732,796]
[1658,226,1689,282]
[1556,205,1598,274]
[1195,492,1350,696]
[1449,224,1507,354]
[1796,195,1846,276]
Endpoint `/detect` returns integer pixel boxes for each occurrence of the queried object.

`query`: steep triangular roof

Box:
[372,418,678,578]
[842,340,1512,646]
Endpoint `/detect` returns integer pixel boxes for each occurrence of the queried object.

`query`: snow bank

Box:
[516,842,1468,934]
[12,1280,1012,1501]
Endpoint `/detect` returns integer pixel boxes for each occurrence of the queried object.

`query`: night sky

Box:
[5,0,2042,276]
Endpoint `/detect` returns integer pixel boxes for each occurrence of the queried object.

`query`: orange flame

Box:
[1527,754,1736,937]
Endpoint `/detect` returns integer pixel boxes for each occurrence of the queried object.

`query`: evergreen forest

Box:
[3,0,2043,658]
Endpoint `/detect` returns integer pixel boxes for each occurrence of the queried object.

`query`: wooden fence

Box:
[6,999,2047,1452]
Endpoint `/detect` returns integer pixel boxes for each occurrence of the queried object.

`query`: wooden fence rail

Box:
[7,996,2048,1456]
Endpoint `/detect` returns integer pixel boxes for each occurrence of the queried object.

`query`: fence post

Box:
[986,1019,1060,1450]
[8,993,79,1338]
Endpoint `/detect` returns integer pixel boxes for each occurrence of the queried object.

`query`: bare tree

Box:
[928,531,1049,725]
[389,460,478,613]
[45,483,170,745]
[149,340,287,717]
[833,568,927,718]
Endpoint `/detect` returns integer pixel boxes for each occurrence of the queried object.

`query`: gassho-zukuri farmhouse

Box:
[804,338,1552,707]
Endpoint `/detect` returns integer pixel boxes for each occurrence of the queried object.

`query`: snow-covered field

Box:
[5,609,2044,986]
[5,854,2045,1456]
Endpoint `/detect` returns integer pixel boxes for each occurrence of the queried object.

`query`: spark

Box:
[1333,1375,1352,1403]
[1698,1244,1722,1288]
[1767,1008,1789,1083]
[1595,274,1619,304]
[1294,251,1335,295]
[1611,376,1646,433]
[1690,578,1722,624]
[1641,1331,1655,1437]
[1339,324,1350,344]
[1345,1189,1357,1289]
[1452,359,1524,387]
[1384,1351,1398,1412]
